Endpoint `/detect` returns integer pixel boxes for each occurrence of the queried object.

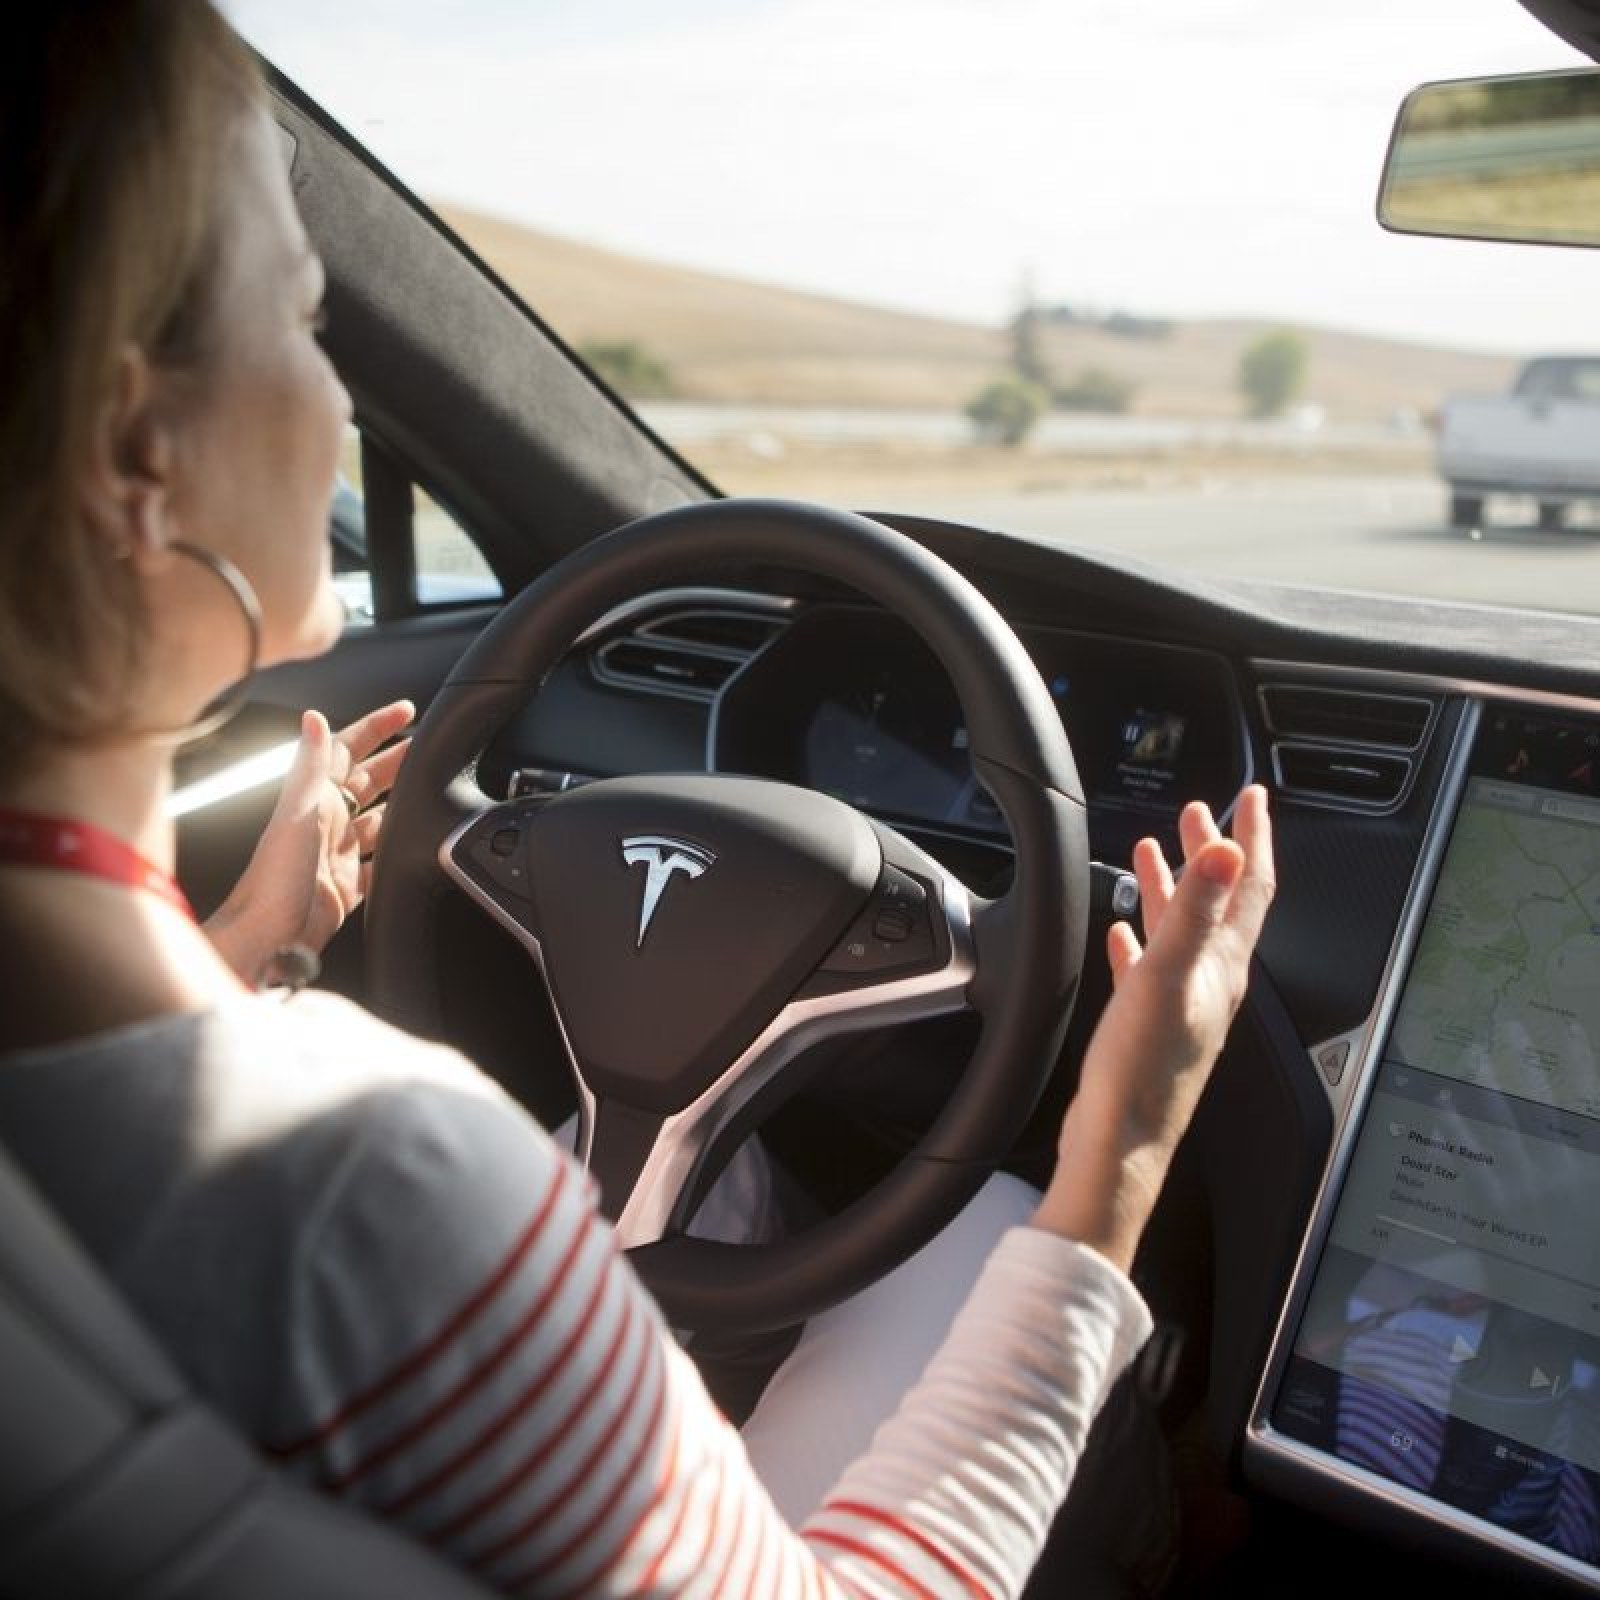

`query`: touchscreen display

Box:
[804,678,983,827]
[1113,708,1188,804]
[1274,708,1600,1565]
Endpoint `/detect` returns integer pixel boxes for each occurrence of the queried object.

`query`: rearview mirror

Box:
[1378,67,1600,248]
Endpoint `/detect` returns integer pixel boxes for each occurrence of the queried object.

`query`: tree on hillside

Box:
[966,377,1048,446]
[578,339,674,399]
[1238,330,1308,418]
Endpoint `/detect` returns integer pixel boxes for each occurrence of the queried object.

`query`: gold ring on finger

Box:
[336,784,361,820]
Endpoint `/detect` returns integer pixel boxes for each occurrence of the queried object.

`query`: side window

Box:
[331,423,502,628]
[415,484,499,604]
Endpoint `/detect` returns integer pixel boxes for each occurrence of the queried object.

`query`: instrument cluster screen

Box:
[712,607,1242,842]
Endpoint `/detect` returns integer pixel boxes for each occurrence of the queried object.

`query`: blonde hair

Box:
[0,1,264,772]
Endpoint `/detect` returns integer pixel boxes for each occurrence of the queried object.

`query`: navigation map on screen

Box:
[1391,779,1600,1120]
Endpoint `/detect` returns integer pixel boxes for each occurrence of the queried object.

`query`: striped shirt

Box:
[0,988,1152,1598]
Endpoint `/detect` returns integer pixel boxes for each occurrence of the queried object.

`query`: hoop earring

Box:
[156,541,262,746]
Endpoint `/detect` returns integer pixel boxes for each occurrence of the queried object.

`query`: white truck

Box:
[1437,355,1600,531]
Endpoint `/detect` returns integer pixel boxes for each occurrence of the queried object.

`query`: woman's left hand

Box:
[1033,786,1274,1270]
[205,699,414,983]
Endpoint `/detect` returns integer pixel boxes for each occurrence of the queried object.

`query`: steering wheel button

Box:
[821,892,937,974]
[879,866,928,907]
[460,820,531,900]
[821,912,895,973]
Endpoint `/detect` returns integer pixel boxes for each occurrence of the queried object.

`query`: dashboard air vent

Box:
[1260,680,1440,812]
[640,611,786,653]
[1260,684,1434,751]
[590,605,787,702]
[1273,743,1412,809]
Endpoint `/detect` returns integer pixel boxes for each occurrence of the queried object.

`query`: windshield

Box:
[229,0,1600,617]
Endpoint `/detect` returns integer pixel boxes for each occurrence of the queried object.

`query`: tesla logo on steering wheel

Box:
[620,835,716,949]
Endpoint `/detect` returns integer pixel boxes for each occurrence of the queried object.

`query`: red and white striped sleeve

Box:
[267,1069,1150,1599]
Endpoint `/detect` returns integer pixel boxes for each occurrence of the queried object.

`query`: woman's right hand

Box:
[1032,784,1275,1270]
[204,701,414,984]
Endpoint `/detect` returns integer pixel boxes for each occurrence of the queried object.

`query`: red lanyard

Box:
[0,807,196,922]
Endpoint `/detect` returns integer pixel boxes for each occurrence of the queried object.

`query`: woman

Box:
[0,4,1274,1596]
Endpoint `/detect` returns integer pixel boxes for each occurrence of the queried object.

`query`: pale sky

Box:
[229,0,1600,356]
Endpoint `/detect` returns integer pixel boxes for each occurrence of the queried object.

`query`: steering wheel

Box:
[366,498,1090,1335]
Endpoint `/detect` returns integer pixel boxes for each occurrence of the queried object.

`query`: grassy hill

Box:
[436,203,1518,419]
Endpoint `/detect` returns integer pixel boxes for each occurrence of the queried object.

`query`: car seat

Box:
[0,1140,493,1599]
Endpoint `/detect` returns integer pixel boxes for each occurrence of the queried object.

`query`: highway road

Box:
[857,474,1600,617]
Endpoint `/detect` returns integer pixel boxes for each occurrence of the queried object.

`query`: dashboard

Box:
[489,599,1254,888]
[463,552,1600,1597]
[712,606,1246,851]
